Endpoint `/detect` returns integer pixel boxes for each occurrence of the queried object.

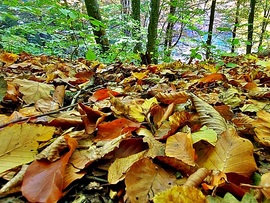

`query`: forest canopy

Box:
[0,0,269,64]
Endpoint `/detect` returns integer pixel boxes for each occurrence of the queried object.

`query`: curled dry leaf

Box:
[125,158,176,203]
[153,185,206,203]
[260,172,270,199]
[155,111,190,140]
[0,165,28,195]
[202,127,257,177]
[155,91,189,104]
[89,88,120,102]
[190,93,228,135]
[184,168,210,187]
[252,110,270,147]
[36,135,67,162]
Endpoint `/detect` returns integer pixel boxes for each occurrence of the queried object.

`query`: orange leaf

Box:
[200,73,226,84]
[96,118,140,141]
[89,88,120,102]
[78,103,107,134]
[21,135,77,203]
[155,91,189,104]
[0,52,19,66]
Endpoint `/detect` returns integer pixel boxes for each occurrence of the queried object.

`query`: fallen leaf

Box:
[155,91,189,104]
[12,79,54,104]
[90,88,120,102]
[96,118,140,141]
[153,185,206,203]
[253,110,270,147]
[125,158,176,203]
[190,93,228,135]
[165,132,196,166]
[202,127,257,177]
[191,125,217,145]
[0,123,55,174]
[21,135,77,203]
[0,52,19,66]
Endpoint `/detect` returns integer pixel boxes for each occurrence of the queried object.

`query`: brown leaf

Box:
[21,135,77,203]
[253,110,270,147]
[155,91,189,104]
[202,127,257,177]
[0,52,19,66]
[52,85,65,107]
[190,93,228,135]
[200,73,226,84]
[125,158,176,203]
[90,88,120,102]
[165,132,196,166]
[184,168,210,187]
[155,111,190,140]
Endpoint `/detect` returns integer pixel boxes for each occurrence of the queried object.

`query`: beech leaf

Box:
[21,135,77,203]
[153,185,206,203]
[0,123,55,174]
[202,127,257,177]
[190,93,228,135]
[12,79,54,104]
[125,158,176,203]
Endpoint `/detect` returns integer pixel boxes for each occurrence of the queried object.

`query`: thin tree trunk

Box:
[164,1,176,59]
[146,0,161,64]
[131,0,141,53]
[84,0,110,52]
[258,1,270,51]
[231,0,240,53]
[246,0,256,54]
[206,0,216,59]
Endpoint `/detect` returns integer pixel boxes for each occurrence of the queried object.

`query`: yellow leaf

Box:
[0,123,55,174]
[141,97,158,111]
[153,185,206,203]
[191,126,217,145]
[108,151,145,184]
[132,70,149,80]
[155,91,189,104]
[129,104,145,122]
[260,172,270,199]
[12,79,54,104]
[202,127,257,177]
[165,132,196,166]
[0,52,19,66]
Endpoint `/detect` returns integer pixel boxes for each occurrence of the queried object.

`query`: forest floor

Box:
[0,52,270,203]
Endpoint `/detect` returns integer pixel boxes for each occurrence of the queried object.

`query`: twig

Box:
[0,102,90,129]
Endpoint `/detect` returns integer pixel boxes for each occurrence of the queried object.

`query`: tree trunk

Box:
[131,0,141,53]
[146,0,161,64]
[121,0,131,14]
[84,0,109,52]
[246,0,256,54]
[164,1,176,59]
[206,0,216,59]
[231,0,240,53]
[258,1,270,51]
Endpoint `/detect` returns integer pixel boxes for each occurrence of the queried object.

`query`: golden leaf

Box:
[165,132,196,166]
[253,110,270,147]
[153,185,206,203]
[0,124,55,174]
[155,91,189,104]
[202,127,257,177]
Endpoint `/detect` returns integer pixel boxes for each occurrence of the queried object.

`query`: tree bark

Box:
[246,0,256,54]
[146,0,161,64]
[131,0,141,53]
[231,0,240,53]
[84,0,110,52]
[258,0,270,51]
[206,0,216,59]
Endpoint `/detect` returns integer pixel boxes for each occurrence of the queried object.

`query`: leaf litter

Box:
[0,52,270,202]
